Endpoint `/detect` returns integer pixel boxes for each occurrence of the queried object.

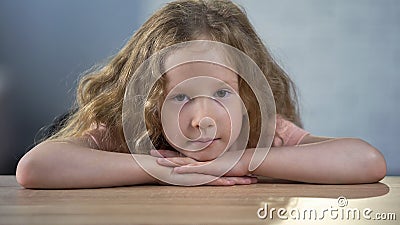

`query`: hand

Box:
[198,176,257,186]
[150,149,254,181]
[155,175,256,186]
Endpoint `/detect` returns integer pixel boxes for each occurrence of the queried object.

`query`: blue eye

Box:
[214,89,231,98]
[173,94,189,102]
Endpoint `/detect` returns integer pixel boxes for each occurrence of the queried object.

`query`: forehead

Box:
[165,62,238,92]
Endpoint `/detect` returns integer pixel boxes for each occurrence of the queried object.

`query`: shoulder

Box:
[273,114,310,147]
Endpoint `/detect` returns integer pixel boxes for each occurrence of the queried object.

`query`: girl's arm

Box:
[16,140,156,189]
[157,136,386,184]
[16,138,256,189]
[245,137,386,184]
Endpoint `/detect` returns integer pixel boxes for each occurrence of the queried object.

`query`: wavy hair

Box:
[49,0,302,153]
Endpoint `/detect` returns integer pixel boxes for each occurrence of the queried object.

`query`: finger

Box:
[225,176,253,185]
[156,158,180,167]
[150,149,181,158]
[242,176,258,184]
[160,150,182,157]
[206,177,235,186]
[240,176,258,184]
[150,150,164,158]
[204,176,254,186]
[173,162,216,175]
[225,177,250,185]
[157,157,197,167]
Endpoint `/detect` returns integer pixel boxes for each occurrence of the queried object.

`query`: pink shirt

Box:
[87,115,309,151]
[272,115,309,147]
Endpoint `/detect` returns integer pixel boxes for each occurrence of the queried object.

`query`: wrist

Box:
[128,154,162,185]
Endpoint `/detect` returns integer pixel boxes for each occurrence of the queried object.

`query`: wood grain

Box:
[0,176,398,225]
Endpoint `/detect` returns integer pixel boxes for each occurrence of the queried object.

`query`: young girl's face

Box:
[161,61,245,161]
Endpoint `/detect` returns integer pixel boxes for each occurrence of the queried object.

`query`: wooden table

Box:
[0,176,398,225]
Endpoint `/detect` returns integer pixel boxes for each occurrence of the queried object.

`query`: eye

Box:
[214,89,232,98]
[173,94,190,102]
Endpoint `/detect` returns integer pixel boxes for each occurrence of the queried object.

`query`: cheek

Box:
[220,99,243,136]
[228,108,243,139]
[231,112,243,130]
[160,102,185,147]
[177,110,191,132]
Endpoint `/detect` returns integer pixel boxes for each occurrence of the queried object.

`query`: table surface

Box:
[0,176,399,225]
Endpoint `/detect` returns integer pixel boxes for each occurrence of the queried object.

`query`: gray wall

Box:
[234,0,400,175]
[0,0,146,174]
[0,0,399,175]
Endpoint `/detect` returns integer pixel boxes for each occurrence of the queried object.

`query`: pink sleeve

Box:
[273,115,310,147]
[84,124,117,151]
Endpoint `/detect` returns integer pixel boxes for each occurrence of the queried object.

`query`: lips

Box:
[192,138,220,143]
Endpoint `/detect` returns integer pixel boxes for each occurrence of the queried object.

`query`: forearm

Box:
[244,138,386,184]
[16,141,157,189]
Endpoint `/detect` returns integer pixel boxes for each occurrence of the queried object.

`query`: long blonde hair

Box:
[50,0,302,153]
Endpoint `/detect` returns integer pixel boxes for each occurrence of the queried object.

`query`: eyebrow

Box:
[165,75,239,93]
[217,78,239,90]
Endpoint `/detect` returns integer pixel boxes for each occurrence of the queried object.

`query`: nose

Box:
[190,97,217,129]
[198,117,214,129]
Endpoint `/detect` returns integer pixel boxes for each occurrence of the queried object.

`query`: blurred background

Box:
[0,0,399,175]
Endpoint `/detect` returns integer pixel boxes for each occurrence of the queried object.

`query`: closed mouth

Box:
[192,138,220,143]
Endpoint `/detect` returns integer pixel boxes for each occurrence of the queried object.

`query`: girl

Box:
[16,0,386,189]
